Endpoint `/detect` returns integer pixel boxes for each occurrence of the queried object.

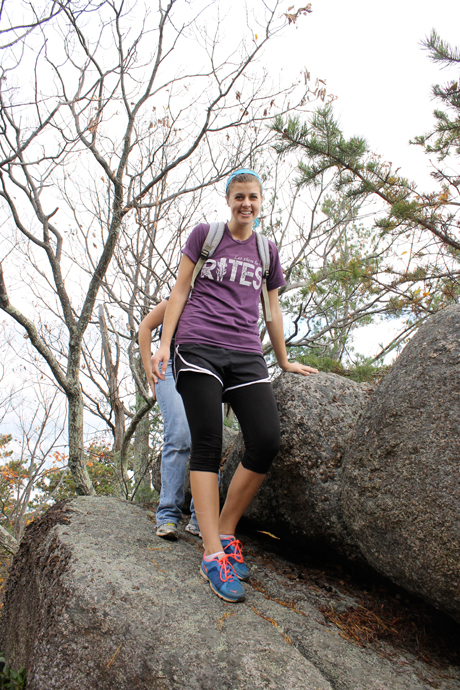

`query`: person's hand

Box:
[151,344,170,382]
[282,361,319,376]
[147,359,157,400]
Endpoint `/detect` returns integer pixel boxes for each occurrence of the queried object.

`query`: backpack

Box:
[190,222,272,321]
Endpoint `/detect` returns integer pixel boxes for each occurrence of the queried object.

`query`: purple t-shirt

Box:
[175,223,286,353]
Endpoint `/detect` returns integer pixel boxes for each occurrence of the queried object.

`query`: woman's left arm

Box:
[265,289,318,376]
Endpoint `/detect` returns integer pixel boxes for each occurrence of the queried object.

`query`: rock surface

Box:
[2,496,457,689]
[342,305,460,622]
[222,372,372,557]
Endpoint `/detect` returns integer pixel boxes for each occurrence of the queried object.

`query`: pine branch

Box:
[422,30,460,67]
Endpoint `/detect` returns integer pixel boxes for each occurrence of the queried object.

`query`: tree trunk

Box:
[132,389,152,501]
[98,305,125,451]
[0,524,19,555]
[109,451,129,498]
[68,390,96,496]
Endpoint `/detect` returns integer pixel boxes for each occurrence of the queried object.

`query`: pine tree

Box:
[412,30,460,161]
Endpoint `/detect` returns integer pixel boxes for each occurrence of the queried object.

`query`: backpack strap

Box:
[190,221,226,290]
[255,232,272,322]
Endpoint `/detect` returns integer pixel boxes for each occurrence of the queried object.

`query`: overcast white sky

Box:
[271,0,460,189]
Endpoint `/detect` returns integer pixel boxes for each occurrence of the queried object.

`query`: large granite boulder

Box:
[0,497,448,690]
[221,372,373,558]
[342,305,460,622]
[0,497,329,690]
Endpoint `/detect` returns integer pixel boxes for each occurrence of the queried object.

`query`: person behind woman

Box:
[139,300,200,540]
[152,169,318,603]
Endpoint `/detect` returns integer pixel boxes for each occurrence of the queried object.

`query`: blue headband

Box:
[225,168,263,194]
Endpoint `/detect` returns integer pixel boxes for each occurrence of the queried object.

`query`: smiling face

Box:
[226,180,262,233]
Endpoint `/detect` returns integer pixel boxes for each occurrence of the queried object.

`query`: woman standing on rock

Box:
[152,169,317,603]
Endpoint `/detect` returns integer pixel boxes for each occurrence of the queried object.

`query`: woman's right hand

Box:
[151,344,171,382]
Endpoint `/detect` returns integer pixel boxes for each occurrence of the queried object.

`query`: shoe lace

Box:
[218,555,235,582]
[226,538,243,563]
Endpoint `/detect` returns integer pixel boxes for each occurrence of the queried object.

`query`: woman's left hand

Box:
[282,361,319,376]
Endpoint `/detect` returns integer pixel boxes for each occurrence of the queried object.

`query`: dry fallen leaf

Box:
[257,530,280,540]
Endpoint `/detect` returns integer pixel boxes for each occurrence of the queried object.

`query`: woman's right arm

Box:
[151,254,196,381]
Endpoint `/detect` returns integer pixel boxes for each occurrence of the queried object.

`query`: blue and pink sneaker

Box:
[200,554,246,603]
[221,538,250,582]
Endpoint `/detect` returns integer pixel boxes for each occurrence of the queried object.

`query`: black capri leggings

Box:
[177,372,280,474]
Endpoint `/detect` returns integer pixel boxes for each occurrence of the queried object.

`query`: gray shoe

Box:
[156,522,179,541]
[185,522,201,537]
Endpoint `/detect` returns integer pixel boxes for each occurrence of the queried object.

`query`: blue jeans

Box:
[155,360,198,528]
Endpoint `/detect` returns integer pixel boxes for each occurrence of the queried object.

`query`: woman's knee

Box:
[189,452,221,473]
[241,428,280,474]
